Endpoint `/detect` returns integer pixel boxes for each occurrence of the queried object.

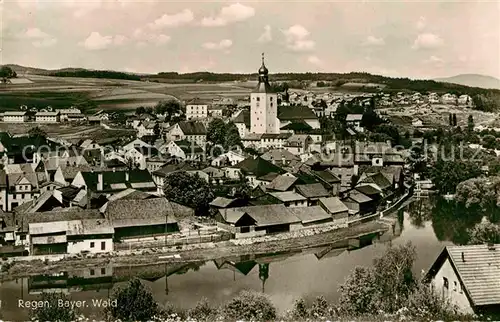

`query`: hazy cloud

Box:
[283,25,315,52]
[22,28,58,48]
[80,32,129,50]
[258,25,272,43]
[412,33,444,49]
[307,55,322,66]
[416,16,427,30]
[148,9,194,29]
[424,55,445,65]
[201,3,255,27]
[202,39,233,50]
[132,28,171,47]
[363,35,385,46]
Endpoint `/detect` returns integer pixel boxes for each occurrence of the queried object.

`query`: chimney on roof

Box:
[461,252,465,262]
[97,172,103,191]
[125,171,129,182]
[487,243,496,251]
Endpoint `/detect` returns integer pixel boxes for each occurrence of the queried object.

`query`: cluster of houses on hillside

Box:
[0,56,407,257]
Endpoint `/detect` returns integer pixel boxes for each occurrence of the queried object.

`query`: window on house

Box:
[459,283,463,294]
[443,277,449,290]
[101,268,106,275]
[257,97,260,102]
[453,281,457,292]
[90,269,95,276]
[101,241,105,250]
[90,242,95,248]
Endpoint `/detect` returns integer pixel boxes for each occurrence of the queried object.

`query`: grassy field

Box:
[0,75,252,113]
[0,122,135,142]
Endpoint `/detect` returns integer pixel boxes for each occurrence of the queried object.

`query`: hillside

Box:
[435,74,500,90]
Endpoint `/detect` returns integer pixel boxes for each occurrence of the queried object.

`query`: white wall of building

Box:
[67,238,113,254]
[250,92,279,134]
[430,257,474,314]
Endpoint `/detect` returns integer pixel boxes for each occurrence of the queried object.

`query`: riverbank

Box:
[1,218,390,281]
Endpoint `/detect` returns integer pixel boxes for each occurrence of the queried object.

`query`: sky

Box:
[1,0,500,79]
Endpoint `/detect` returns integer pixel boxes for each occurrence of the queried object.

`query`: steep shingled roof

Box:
[278,106,318,121]
[80,169,155,192]
[232,110,251,127]
[104,198,193,227]
[296,183,330,199]
[233,156,285,178]
[426,244,500,307]
[178,121,207,135]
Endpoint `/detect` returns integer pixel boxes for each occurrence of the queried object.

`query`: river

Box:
[0,198,467,320]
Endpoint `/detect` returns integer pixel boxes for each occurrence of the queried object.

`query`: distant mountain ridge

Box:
[435,74,500,90]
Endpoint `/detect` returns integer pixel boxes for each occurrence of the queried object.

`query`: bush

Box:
[30,292,77,322]
[223,290,276,321]
[106,278,159,321]
[187,298,217,321]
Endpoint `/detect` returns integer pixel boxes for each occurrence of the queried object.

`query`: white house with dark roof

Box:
[4,111,28,123]
[165,121,207,147]
[426,244,500,315]
[345,114,364,133]
[35,111,60,123]
[186,98,209,120]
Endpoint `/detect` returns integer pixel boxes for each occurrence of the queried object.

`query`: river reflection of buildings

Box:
[19,230,388,297]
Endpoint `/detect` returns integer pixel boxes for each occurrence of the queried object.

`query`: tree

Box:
[482,134,496,149]
[223,290,276,321]
[154,99,182,122]
[206,118,226,146]
[135,106,146,115]
[28,126,47,138]
[106,278,159,321]
[188,298,217,321]
[31,292,77,322]
[431,159,482,194]
[467,115,474,133]
[338,266,378,315]
[224,121,242,149]
[468,221,500,244]
[0,66,16,83]
[361,108,383,131]
[163,171,214,215]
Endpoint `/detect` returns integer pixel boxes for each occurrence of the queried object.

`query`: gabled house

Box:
[151,162,198,195]
[295,183,331,206]
[123,146,159,170]
[278,106,320,129]
[215,204,302,238]
[341,190,375,216]
[345,114,364,133]
[104,198,191,240]
[425,244,500,316]
[164,140,204,161]
[267,191,307,207]
[266,174,298,192]
[232,110,251,138]
[319,197,349,226]
[261,149,300,167]
[186,98,209,120]
[71,169,157,196]
[227,156,285,187]
[211,150,246,167]
[136,121,158,138]
[165,121,207,147]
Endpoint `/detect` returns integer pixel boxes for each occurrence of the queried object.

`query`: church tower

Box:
[250,53,279,134]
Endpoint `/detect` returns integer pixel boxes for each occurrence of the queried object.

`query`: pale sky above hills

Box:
[2,0,499,79]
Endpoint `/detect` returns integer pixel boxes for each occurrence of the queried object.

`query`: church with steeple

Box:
[250,53,279,134]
